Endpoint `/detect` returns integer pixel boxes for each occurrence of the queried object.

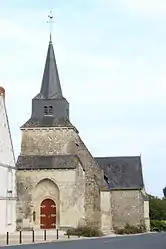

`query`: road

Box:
[0,233,166,249]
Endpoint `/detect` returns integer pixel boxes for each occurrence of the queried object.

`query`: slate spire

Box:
[21,13,77,129]
[21,34,75,128]
[39,35,63,99]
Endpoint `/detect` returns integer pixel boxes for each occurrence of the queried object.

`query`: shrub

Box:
[66,226,103,237]
[114,223,146,234]
[150,220,166,232]
[149,195,166,220]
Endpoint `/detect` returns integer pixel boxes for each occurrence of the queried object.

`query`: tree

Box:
[163,187,166,198]
[148,194,166,220]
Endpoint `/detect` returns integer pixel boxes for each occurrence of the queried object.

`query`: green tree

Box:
[148,194,166,220]
[163,187,166,198]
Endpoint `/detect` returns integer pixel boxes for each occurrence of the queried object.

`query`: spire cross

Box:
[47,11,55,40]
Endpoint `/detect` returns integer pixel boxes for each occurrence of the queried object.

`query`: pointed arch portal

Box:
[40,198,56,229]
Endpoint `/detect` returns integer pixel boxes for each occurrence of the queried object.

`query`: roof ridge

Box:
[95,156,140,159]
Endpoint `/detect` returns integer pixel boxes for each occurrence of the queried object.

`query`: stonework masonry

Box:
[16,164,85,230]
[16,126,150,232]
[17,127,104,230]
[100,191,112,233]
[111,190,144,229]
[143,199,150,231]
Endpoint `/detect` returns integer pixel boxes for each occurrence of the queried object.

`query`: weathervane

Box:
[47,11,54,41]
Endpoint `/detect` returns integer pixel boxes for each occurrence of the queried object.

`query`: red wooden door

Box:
[40,199,56,229]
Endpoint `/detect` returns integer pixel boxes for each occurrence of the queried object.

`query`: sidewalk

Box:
[0,230,79,246]
[0,230,152,247]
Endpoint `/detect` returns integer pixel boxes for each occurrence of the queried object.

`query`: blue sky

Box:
[0,0,166,197]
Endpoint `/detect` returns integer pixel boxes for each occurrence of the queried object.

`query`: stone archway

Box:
[40,198,56,229]
[33,178,60,229]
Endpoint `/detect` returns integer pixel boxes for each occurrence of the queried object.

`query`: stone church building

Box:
[16,34,150,233]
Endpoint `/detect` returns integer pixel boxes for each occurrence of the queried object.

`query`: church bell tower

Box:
[22,34,73,129]
[16,15,102,231]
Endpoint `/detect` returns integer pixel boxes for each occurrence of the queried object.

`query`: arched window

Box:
[49,106,53,115]
[44,106,48,115]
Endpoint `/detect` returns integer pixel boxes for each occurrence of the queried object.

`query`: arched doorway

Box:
[40,199,56,229]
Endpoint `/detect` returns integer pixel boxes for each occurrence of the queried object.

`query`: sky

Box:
[0,0,166,197]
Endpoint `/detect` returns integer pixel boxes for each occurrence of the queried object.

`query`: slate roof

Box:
[36,37,62,100]
[17,155,144,190]
[21,36,72,129]
[95,156,144,190]
[21,117,77,129]
[16,155,81,170]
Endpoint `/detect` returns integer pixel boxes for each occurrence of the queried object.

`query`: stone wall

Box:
[100,191,112,233]
[111,189,144,229]
[16,175,32,229]
[19,127,103,229]
[65,133,103,229]
[144,200,150,231]
[16,162,85,230]
[20,128,78,156]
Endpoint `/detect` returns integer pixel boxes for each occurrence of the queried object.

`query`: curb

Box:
[0,232,158,247]
[0,237,83,247]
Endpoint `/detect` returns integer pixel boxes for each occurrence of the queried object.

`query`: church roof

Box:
[16,155,81,170]
[21,117,77,129]
[17,155,144,190]
[34,37,62,100]
[95,156,144,190]
[21,36,74,129]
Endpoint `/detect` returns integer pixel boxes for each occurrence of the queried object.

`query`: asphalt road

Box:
[1,233,166,249]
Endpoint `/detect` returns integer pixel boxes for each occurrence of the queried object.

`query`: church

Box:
[15,33,150,233]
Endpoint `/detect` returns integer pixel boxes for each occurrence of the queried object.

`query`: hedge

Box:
[150,220,166,232]
[114,223,146,234]
[66,226,103,237]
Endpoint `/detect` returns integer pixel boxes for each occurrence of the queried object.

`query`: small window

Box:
[33,211,36,222]
[44,105,53,116]
[44,106,48,115]
[49,106,53,115]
